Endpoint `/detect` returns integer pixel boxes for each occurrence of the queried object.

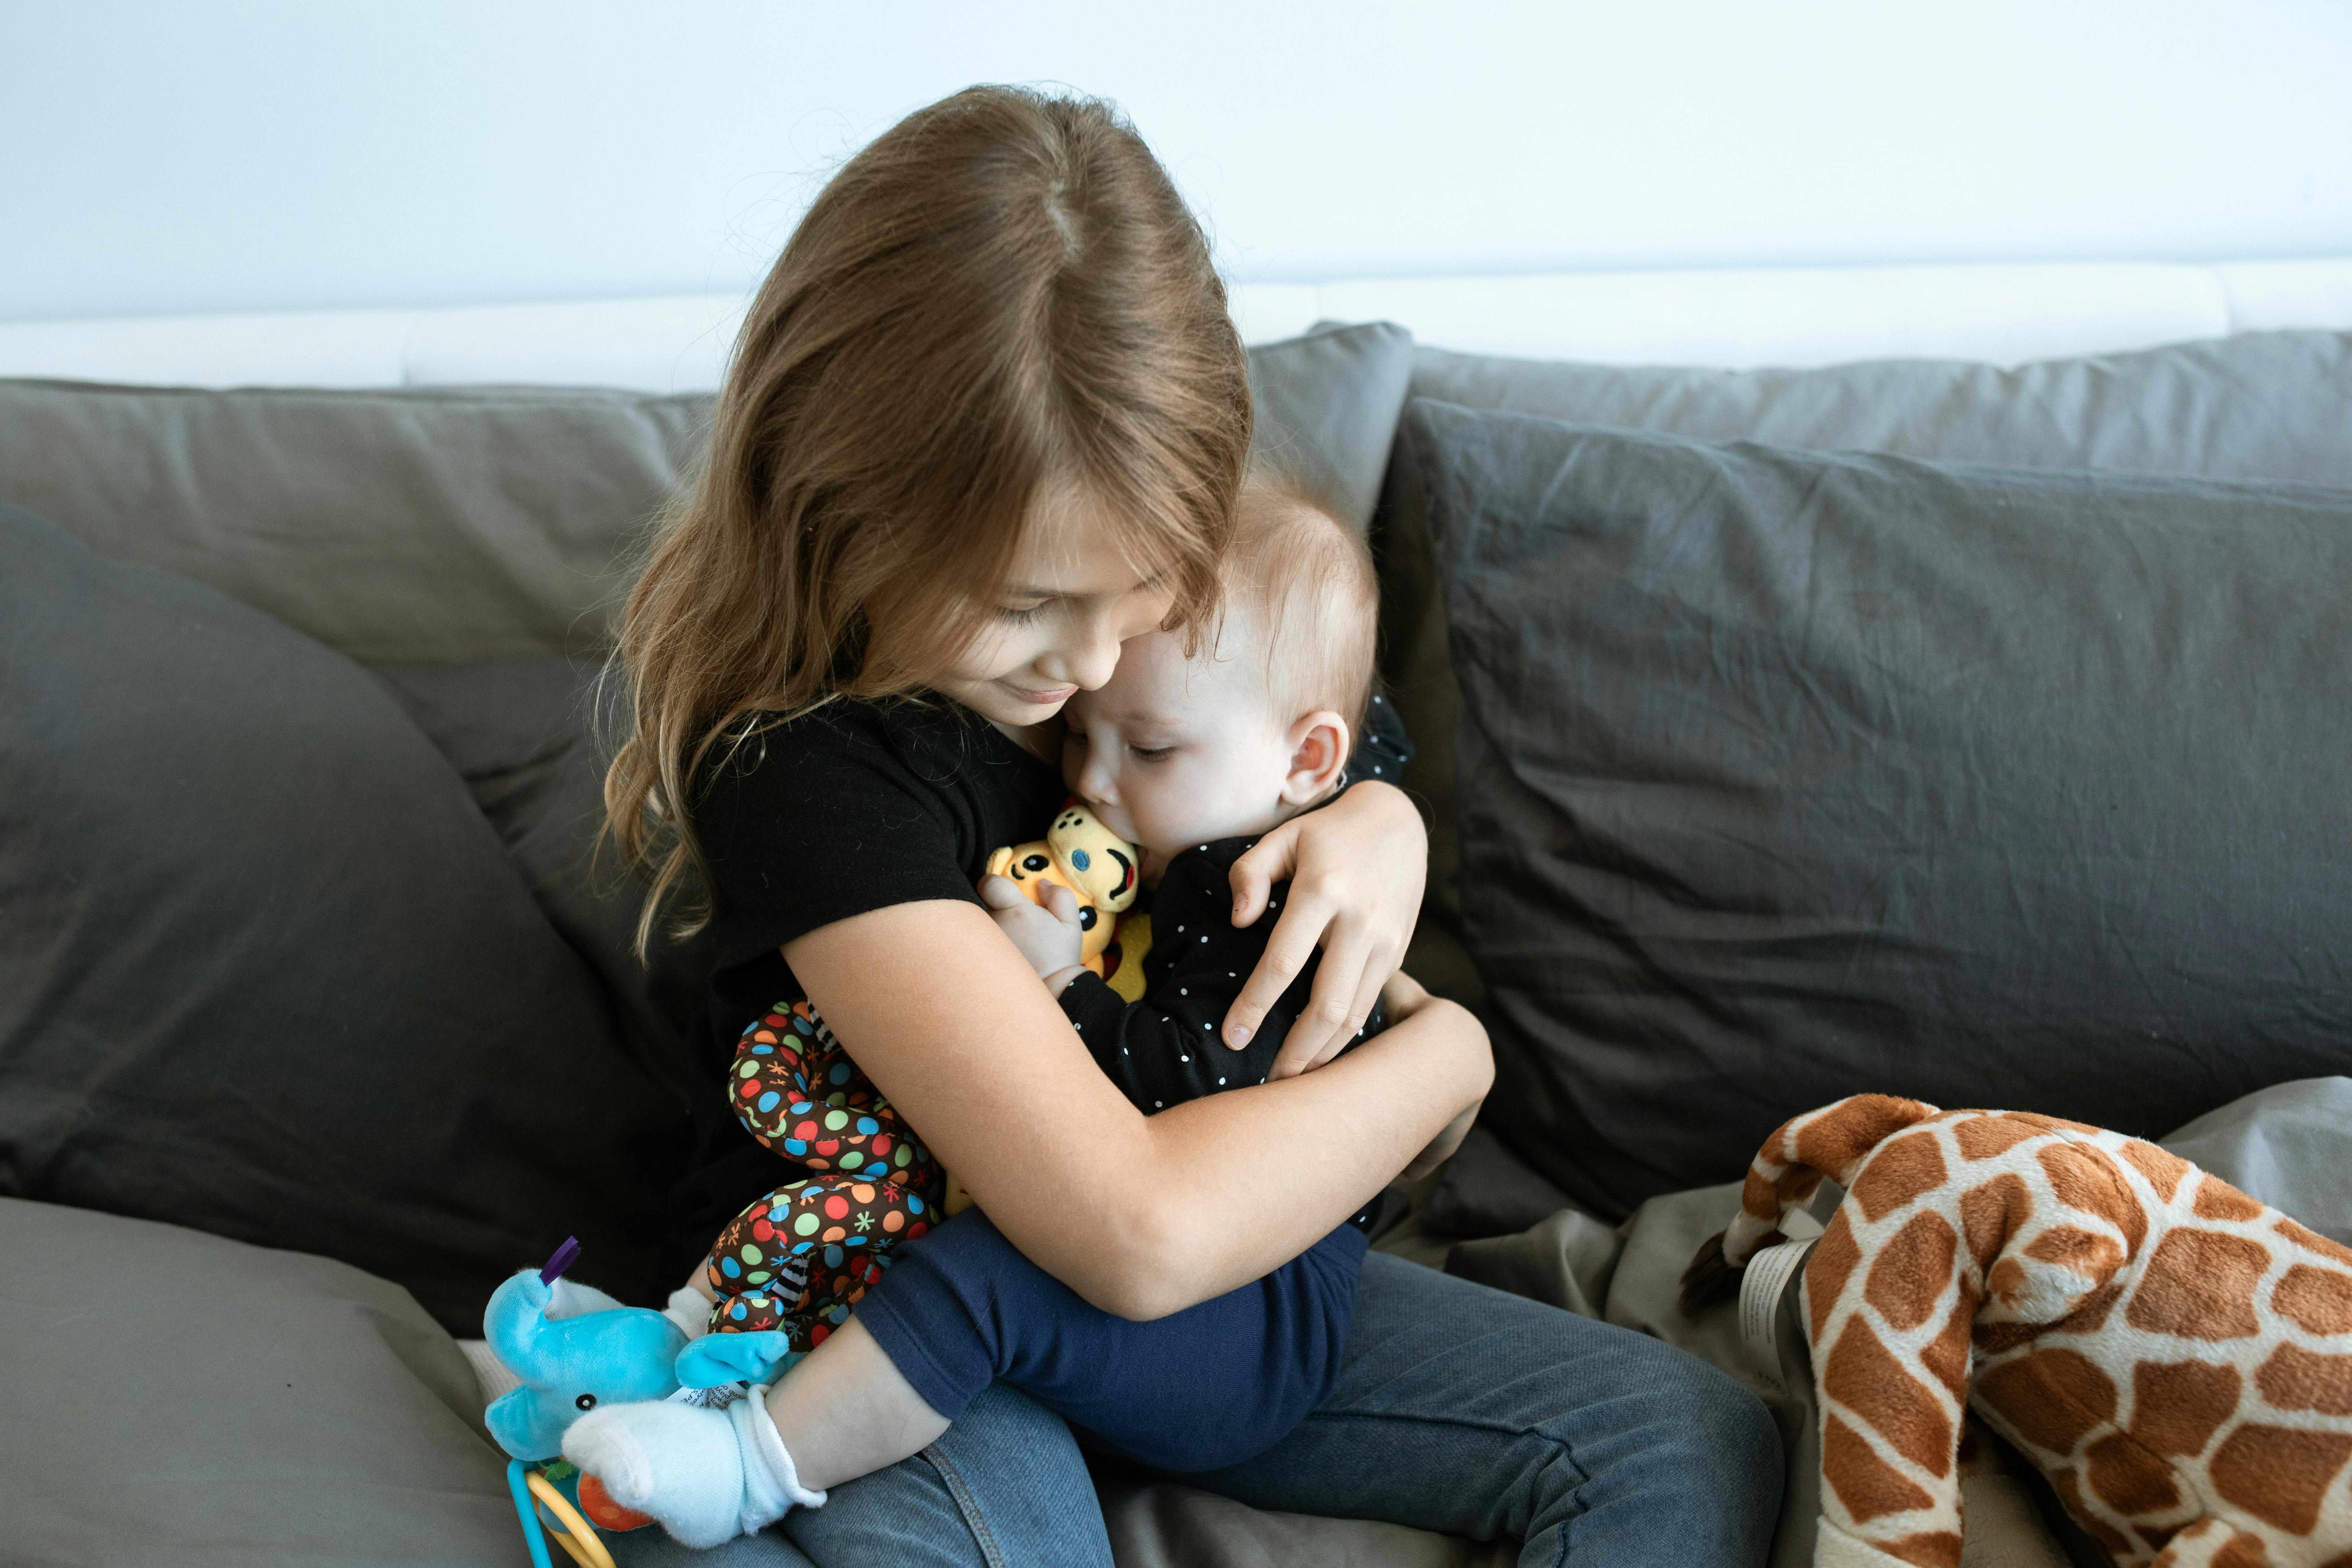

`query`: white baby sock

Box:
[662,1284,714,1340]
[563,1384,824,1548]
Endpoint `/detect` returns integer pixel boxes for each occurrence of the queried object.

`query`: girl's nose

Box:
[1061,612,1123,692]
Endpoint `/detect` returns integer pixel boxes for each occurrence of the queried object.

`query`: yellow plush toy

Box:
[984,800,1148,996]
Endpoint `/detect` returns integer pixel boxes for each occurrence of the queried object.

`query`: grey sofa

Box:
[5,321,2350,1566]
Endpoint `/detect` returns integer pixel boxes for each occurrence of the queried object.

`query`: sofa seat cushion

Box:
[1408,401,2352,1214]
[0,1196,525,1566]
[0,501,690,1329]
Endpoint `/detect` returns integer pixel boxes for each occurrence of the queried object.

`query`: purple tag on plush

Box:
[539,1236,581,1286]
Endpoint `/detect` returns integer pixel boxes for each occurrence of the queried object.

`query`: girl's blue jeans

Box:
[609,1251,1784,1568]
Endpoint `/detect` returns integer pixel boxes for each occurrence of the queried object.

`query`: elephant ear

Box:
[483,1268,553,1374]
[676,1331,800,1390]
[484,1383,546,1460]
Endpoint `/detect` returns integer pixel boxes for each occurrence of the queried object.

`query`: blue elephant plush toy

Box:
[483,1268,691,1463]
[480,1244,810,1558]
[482,1261,805,1465]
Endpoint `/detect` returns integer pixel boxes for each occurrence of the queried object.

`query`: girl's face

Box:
[936,482,1178,729]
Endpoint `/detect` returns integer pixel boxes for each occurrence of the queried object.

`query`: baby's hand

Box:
[977,873,1087,993]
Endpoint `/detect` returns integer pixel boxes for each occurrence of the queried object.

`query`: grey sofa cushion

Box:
[371,656,713,1064]
[1408,330,2352,483]
[0,502,689,1330]
[0,323,1414,667]
[0,1196,524,1567]
[1380,330,2352,969]
[0,380,706,664]
[1248,321,1414,536]
[1410,400,2352,1215]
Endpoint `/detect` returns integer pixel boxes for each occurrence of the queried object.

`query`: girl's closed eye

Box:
[1127,743,1174,762]
[996,601,1049,625]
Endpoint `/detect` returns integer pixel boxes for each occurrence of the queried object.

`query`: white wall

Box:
[4,1,2350,323]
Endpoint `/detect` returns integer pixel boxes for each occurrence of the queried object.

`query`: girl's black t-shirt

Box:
[673,692,1411,1262]
[674,699,1060,1255]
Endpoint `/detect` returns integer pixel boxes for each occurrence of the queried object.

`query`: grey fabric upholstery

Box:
[1380,330,2352,959]
[1412,402,2352,1214]
[0,1196,526,1568]
[0,380,705,663]
[0,502,690,1331]
[0,322,1416,667]
[1247,320,1415,536]
[1407,331,2352,483]
[371,657,714,1064]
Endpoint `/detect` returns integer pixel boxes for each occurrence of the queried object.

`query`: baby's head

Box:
[1063,479,1378,864]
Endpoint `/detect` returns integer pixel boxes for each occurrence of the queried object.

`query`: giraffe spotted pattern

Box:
[1707,1094,2352,1568]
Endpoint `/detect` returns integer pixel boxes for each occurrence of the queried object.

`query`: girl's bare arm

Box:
[785,899,1491,1322]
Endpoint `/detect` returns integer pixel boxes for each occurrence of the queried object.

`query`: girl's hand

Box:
[977,874,1087,992]
[1222,780,1428,1079]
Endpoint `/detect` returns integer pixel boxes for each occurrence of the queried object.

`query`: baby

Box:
[566,483,1418,1545]
[1001,476,1399,1104]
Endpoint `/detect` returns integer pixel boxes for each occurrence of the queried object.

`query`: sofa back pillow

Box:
[0,322,1413,666]
[1409,330,2352,484]
[1406,400,2352,1216]
[371,656,715,1066]
[0,502,690,1331]
[1381,330,2352,955]
[0,382,705,664]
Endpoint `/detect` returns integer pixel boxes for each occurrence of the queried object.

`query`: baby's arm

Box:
[975,873,1090,993]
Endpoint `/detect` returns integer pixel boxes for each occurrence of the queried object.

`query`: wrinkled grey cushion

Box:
[371,657,713,1063]
[1248,321,1414,536]
[0,1197,523,1567]
[1408,331,2352,483]
[1380,330,2352,961]
[1413,401,2352,1215]
[0,380,706,664]
[0,323,1414,667]
[1419,1125,1572,1241]
[0,502,689,1331]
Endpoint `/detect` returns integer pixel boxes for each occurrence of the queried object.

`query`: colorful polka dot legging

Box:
[704,1001,943,1350]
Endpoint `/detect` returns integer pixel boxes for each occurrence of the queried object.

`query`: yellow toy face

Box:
[1046,803,1141,913]
[983,803,1141,965]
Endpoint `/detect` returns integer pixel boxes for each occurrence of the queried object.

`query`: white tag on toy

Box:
[667,1381,749,1411]
[1739,1240,1813,1363]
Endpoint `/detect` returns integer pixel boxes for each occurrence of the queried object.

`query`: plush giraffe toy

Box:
[1684,1094,2352,1568]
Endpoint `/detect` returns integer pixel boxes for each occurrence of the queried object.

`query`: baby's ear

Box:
[1280,711,1352,807]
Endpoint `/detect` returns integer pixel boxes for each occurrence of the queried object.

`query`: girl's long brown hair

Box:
[606,86,1250,953]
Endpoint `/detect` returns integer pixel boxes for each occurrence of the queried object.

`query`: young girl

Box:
[602,85,1781,1567]
[568,488,1408,1545]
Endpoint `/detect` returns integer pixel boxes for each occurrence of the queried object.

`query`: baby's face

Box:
[1062,620,1298,864]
